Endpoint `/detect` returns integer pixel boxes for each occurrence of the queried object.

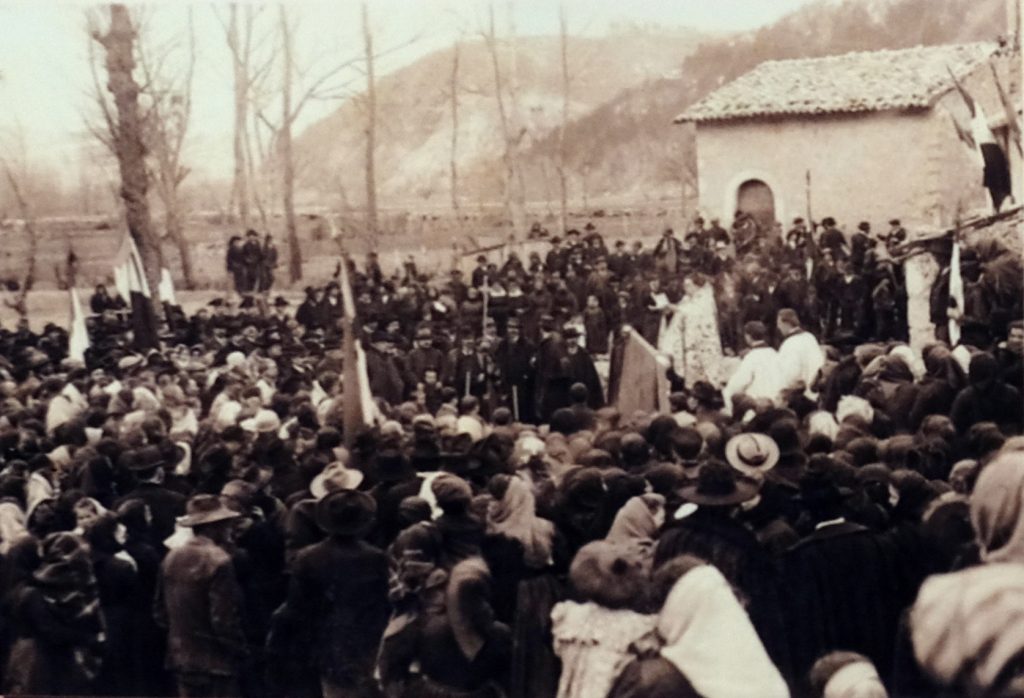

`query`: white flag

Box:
[159,267,177,306]
[948,241,965,346]
[68,287,89,363]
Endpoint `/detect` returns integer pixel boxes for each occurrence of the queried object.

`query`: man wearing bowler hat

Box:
[115,445,186,548]
[286,489,389,698]
[156,494,247,698]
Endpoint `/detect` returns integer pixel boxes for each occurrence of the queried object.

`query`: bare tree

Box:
[138,8,197,288]
[92,4,162,313]
[252,8,363,282]
[362,2,379,237]
[557,4,570,235]
[216,5,268,227]
[0,162,38,319]
[216,5,277,228]
[482,4,527,235]
[448,43,461,218]
[278,5,300,281]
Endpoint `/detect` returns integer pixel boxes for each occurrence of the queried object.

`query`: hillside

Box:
[522,0,1010,205]
[292,28,707,208]
[294,0,1010,213]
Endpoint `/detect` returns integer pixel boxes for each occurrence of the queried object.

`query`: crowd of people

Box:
[0,213,1021,698]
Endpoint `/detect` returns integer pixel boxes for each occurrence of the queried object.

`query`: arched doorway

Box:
[736,179,776,229]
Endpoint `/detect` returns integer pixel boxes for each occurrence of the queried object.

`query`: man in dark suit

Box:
[607,240,633,280]
[286,489,390,698]
[156,495,248,698]
[818,217,847,259]
[115,445,186,549]
[781,472,902,681]
[406,328,445,384]
[563,327,604,408]
[494,318,536,423]
[533,315,569,421]
[444,334,489,400]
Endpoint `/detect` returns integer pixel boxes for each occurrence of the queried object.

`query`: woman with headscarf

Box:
[909,345,966,431]
[609,558,789,698]
[606,493,666,568]
[3,532,106,696]
[860,354,919,434]
[905,451,1024,695]
[433,474,485,570]
[484,474,565,698]
[554,467,609,555]
[379,555,510,698]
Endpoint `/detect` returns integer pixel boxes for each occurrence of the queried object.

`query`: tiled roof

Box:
[676,42,998,123]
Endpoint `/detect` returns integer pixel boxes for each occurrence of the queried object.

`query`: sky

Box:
[0,0,819,185]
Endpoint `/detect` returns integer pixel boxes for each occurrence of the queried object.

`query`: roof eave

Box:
[681,104,936,125]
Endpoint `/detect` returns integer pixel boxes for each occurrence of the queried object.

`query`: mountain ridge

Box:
[292,0,1009,212]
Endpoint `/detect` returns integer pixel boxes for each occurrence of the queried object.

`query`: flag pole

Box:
[805,169,813,226]
[336,233,367,448]
[481,276,490,336]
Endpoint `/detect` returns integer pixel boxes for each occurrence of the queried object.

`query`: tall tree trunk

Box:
[280,6,302,282]
[96,4,162,315]
[166,200,195,289]
[362,3,379,238]
[1,169,37,319]
[449,44,460,219]
[557,4,570,235]
[506,2,526,235]
[228,5,251,226]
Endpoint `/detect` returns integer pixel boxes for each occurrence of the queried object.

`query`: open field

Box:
[0,202,683,292]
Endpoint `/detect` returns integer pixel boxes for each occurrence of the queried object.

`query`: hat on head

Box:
[273,296,289,308]
[432,473,473,510]
[563,326,582,340]
[725,433,780,475]
[857,221,870,232]
[241,409,281,435]
[125,445,166,472]
[315,488,376,537]
[310,461,364,500]
[179,494,242,527]
[117,355,144,372]
[678,459,759,507]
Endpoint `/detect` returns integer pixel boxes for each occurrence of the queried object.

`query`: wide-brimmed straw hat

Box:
[179,494,242,528]
[725,433,780,476]
[310,462,364,500]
